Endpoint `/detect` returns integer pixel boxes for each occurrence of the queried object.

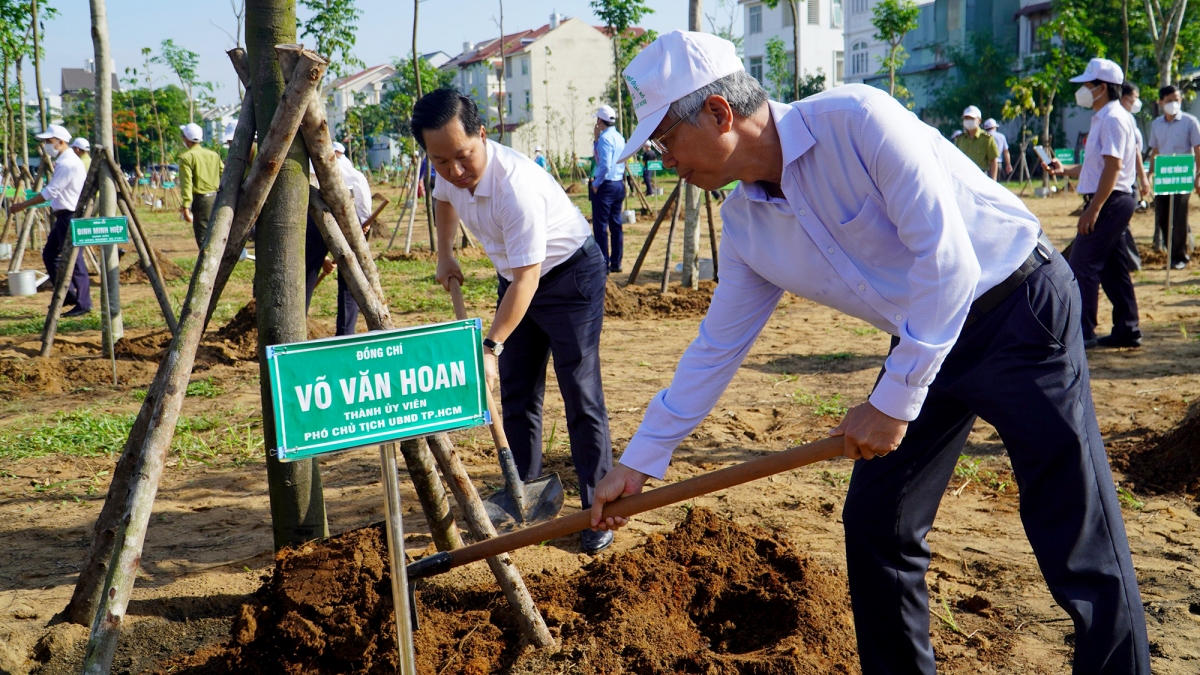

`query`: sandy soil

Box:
[1,183,1199,674]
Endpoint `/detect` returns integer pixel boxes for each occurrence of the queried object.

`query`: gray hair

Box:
[667,70,769,126]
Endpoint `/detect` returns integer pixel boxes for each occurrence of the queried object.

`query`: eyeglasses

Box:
[648,104,703,155]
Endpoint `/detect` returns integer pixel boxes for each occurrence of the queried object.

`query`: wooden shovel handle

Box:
[447,278,511,452]
[408,435,847,578]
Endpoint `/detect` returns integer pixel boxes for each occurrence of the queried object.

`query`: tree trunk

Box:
[2,54,10,173]
[411,0,435,252]
[91,0,123,349]
[889,45,897,97]
[16,54,28,178]
[1122,0,1130,73]
[612,37,622,136]
[790,0,801,100]
[247,0,329,551]
[32,0,48,131]
[682,0,703,290]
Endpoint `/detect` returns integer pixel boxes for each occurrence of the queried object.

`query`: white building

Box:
[201,103,240,145]
[443,15,622,160]
[325,63,397,137]
[841,0,940,92]
[741,0,846,95]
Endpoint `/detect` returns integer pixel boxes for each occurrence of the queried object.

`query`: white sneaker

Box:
[1173,261,1186,270]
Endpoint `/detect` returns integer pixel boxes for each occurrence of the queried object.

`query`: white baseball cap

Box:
[70,138,91,151]
[180,123,203,143]
[1070,57,1123,85]
[962,105,981,119]
[616,31,744,163]
[222,121,237,144]
[982,118,998,130]
[35,124,71,143]
[595,105,617,124]
[332,141,346,154]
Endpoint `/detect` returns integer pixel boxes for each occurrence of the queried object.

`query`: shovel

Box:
[447,278,564,530]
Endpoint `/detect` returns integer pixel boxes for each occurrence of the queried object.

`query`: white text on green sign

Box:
[1153,154,1196,195]
[71,217,130,246]
[266,319,489,461]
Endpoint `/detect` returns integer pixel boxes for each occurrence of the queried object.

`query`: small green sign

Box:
[137,177,150,186]
[3,186,14,198]
[646,160,664,171]
[1054,148,1075,164]
[626,162,643,177]
[1153,154,1196,195]
[266,319,489,462]
[162,181,176,189]
[23,189,51,208]
[71,217,130,246]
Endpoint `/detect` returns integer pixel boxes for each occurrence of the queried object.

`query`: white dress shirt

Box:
[1077,101,1137,194]
[988,129,1009,155]
[433,140,590,281]
[337,154,373,223]
[619,86,1042,479]
[41,149,86,212]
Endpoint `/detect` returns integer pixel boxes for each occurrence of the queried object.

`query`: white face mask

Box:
[1075,85,1097,109]
[962,118,979,131]
[1164,100,1182,116]
[42,142,59,158]
[1130,98,1143,114]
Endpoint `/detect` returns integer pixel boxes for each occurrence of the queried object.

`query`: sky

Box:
[25,0,743,111]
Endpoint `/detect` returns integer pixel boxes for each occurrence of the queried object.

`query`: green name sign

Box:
[137,177,150,186]
[23,189,51,208]
[162,181,176,189]
[71,217,130,246]
[1153,154,1196,195]
[266,319,489,462]
[1054,148,1075,164]
[3,186,14,198]
[626,162,643,177]
[646,160,664,171]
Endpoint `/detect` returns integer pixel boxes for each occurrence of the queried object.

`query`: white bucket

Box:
[8,270,49,296]
[622,209,636,225]
[1033,187,1051,198]
[0,243,12,260]
[673,258,715,281]
[155,199,163,208]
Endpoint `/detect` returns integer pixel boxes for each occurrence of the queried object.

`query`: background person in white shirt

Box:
[1147,84,1200,267]
[982,118,1011,178]
[8,124,91,316]
[590,32,1149,675]
[413,89,615,555]
[1048,58,1142,349]
[302,140,369,337]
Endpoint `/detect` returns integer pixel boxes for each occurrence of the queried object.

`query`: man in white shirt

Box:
[591,32,1148,674]
[1048,58,1142,349]
[1147,84,1200,267]
[982,118,1011,178]
[413,89,615,554]
[8,124,91,316]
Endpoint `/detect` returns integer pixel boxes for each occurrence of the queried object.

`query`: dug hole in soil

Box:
[166,508,859,675]
[1112,403,1200,498]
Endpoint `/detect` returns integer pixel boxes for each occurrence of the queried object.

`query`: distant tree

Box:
[601,28,657,135]
[762,0,801,104]
[926,34,1015,133]
[590,0,654,136]
[871,0,920,99]
[299,0,364,80]
[705,0,743,55]
[153,39,214,123]
[765,36,792,100]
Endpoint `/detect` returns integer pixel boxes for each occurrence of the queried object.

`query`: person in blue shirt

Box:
[533,146,548,170]
[591,105,627,273]
[590,32,1149,675]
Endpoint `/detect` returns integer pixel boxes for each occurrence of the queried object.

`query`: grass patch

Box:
[185,377,222,398]
[793,391,849,417]
[1116,485,1144,510]
[1165,285,1200,295]
[816,352,854,362]
[953,455,1012,493]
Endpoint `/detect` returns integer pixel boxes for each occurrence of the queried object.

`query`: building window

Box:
[1028,11,1051,53]
[749,5,762,33]
[851,41,868,75]
[852,0,867,13]
[808,0,820,25]
[495,66,503,80]
[524,89,530,111]
[749,56,764,83]
[504,56,513,78]
[521,57,529,76]
[834,51,844,82]
[783,1,795,26]
[831,0,843,27]
[506,92,512,115]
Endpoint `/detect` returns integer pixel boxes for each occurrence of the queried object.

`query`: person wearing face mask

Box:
[1147,85,1200,269]
[7,125,90,316]
[1046,58,1141,349]
[1120,83,1152,204]
[981,119,1011,179]
[953,106,999,179]
[413,89,614,555]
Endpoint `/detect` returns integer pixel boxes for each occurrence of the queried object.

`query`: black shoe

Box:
[62,306,90,318]
[1084,337,1098,349]
[610,266,623,274]
[1096,333,1142,348]
[581,528,614,555]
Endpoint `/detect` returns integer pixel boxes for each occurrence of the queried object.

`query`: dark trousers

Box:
[497,242,612,509]
[191,192,217,250]
[1068,191,1139,340]
[304,215,359,336]
[843,252,1149,675]
[591,179,625,271]
[43,210,91,311]
[643,170,655,196]
[1154,192,1190,265]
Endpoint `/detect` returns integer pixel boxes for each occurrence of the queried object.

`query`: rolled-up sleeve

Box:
[861,102,981,421]
[619,240,784,479]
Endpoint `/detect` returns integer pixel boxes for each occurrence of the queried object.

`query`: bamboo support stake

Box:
[403,163,421,254]
[704,189,718,283]
[105,149,175,311]
[626,180,680,286]
[8,160,48,272]
[660,184,682,294]
[116,198,178,335]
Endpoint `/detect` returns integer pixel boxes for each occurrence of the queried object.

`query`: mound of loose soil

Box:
[0,355,158,396]
[1112,408,1200,497]
[113,331,172,361]
[605,279,715,319]
[119,250,188,284]
[165,508,860,675]
[210,300,338,362]
[1137,243,1167,268]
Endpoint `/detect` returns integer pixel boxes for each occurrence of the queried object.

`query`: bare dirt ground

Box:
[1,181,1199,674]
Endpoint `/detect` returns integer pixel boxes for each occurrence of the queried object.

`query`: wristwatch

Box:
[483,338,504,357]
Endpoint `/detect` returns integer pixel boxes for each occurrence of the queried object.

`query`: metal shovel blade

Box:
[482,472,564,532]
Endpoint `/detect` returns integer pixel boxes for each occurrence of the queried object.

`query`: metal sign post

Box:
[264,319,490,672]
[71,217,130,385]
[1151,154,1196,288]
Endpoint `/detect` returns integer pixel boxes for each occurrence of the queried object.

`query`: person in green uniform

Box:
[177,122,223,249]
[954,105,999,179]
[69,138,91,173]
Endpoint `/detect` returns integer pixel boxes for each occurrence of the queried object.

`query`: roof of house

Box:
[443,19,641,70]
[61,68,120,95]
[329,63,397,91]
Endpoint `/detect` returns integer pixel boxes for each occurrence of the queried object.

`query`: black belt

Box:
[964,232,1055,328]
[540,236,596,284]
